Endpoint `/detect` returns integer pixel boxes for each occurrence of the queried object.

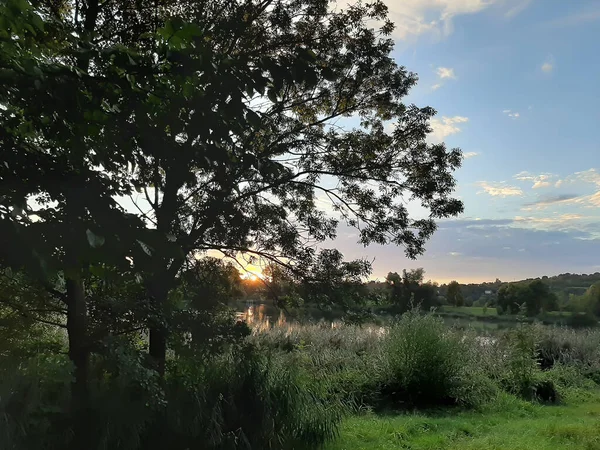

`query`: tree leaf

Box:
[246,110,261,128]
[137,240,153,256]
[86,229,106,248]
[267,89,277,103]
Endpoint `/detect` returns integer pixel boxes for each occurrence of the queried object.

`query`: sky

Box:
[326,0,600,283]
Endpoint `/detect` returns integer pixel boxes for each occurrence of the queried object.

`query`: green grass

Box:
[326,390,600,449]
[439,306,498,316]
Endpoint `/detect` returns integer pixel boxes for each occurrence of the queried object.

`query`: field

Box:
[250,312,600,449]
[439,306,499,316]
[327,390,600,449]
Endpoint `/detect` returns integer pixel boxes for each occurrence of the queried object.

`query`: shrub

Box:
[536,326,600,383]
[146,344,343,450]
[1,340,343,450]
[498,324,543,400]
[380,310,493,407]
[566,313,598,328]
[0,355,73,450]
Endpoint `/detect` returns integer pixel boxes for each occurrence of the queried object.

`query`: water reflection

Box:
[234,302,347,331]
[235,303,288,331]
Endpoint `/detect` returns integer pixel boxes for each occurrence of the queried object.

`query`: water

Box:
[231,300,514,331]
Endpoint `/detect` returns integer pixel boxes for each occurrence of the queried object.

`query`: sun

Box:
[240,264,265,281]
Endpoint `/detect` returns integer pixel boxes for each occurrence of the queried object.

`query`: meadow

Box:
[247,311,600,449]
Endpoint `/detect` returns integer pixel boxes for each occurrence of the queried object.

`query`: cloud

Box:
[522,193,600,210]
[541,62,553,73]
[431,67,456,90]
[541,55,555,73]
[436,67,456,79]
[586,191,600,207]
[438,218,515,229]
[378,0,534,40]
[523,193,581,208]
[514,214,584,228]
[476,181,523,198]
[504,0,534,18]
[555,169,600,188]
[463,151,480,159]
[571,168,600,186]
[428,116,469,143]
[514,171,556,189]
[330,217,600,282]
[550,169,600,208]
[503,109,520,119]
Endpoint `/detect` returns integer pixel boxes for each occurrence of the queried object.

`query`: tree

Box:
[2,0,464,378]
[386,268,438,313]
[446,280,464,307]
[300,249,371,307]
[497,280,556,317]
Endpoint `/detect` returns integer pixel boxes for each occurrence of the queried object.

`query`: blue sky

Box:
[329,0,600,283]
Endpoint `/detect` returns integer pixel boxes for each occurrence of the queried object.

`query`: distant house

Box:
[484,290,493,295]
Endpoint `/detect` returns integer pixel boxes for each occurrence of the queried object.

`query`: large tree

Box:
[1,0,464,377]
[446,280,464,307]
[386,268,438,313]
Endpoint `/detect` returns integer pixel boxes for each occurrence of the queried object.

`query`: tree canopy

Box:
[0,0,464,434]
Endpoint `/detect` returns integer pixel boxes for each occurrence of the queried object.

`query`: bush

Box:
[536,326,600,382]
[0,355,73,450]
[566,313,598,328]
[380,310,493,407]
[148,344,343,450]
[0,340,343,450]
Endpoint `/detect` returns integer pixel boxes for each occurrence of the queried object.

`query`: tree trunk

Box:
[66,277,89,410]
[148,278,170,377]
[149,322,167,377]
[64,185,90,449]
[147,260,184,376]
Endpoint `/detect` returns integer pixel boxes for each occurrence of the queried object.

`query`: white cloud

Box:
[428,116,469,143]
[431,83,443,91]
[541,55,555,73]
[573,168,600,186]
[476,181,523,197]
[463,151,480,159]
[503,109,520,119]
[436,67,456,79]
[514,171,556,189]
[515,214,584,226]
[554,168,600,189]
[375,0,533,40]
[505,0,534,18]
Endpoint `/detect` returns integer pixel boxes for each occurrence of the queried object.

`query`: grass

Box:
[439,306,498,316]
[326,390,600,449]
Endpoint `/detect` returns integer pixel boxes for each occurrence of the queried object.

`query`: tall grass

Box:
[251,310,600,411]
[3,310,600,449]
[0,341,343,450]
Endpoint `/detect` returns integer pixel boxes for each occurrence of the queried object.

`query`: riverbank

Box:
[233,299,596,330]
[327,389,600,449]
